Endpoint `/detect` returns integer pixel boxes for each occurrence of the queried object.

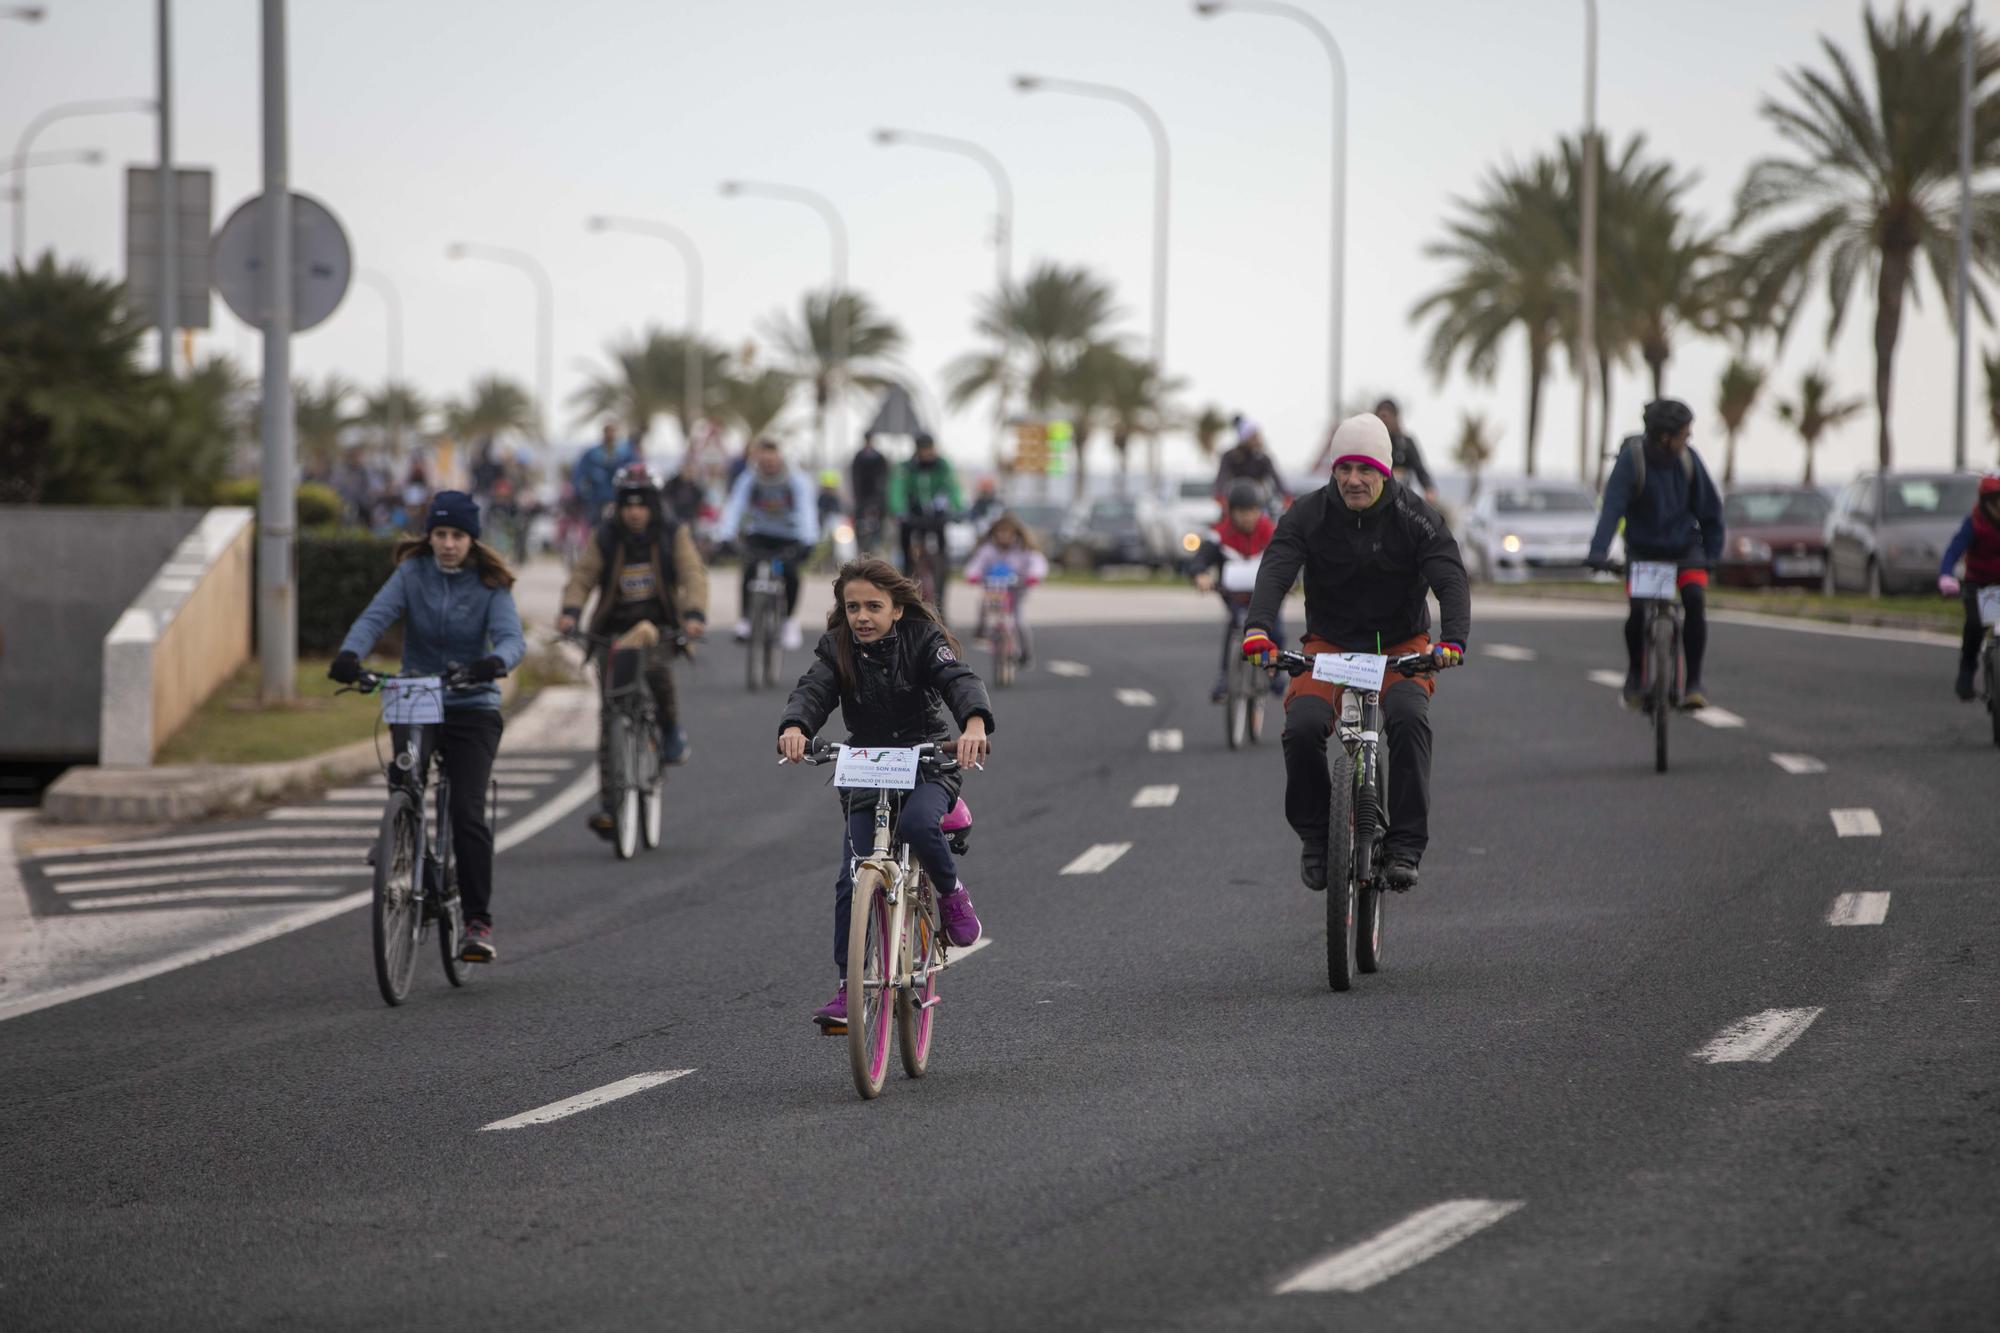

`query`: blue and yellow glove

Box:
[1431,641,1464,669]
[1241,629,1278,666]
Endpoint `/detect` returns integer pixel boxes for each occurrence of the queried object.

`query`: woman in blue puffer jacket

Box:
[330,491,525,962]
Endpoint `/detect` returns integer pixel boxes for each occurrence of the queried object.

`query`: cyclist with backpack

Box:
[777,557,995,1030]
[1937,474,2000,700]
[1586,398,1727,710]
[558,464,710,836]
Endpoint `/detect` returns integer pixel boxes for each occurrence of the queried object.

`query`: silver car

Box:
[1825,472,1980,596]
[1461,479,1611,582]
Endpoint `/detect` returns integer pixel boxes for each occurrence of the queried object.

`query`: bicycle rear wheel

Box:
[1326,748,1358,992]
[371,791,424,1006]
[847,868,897,1099]
[993,618,1016,688]
[1226,667,1247,750]
[439,873,470,988]
[896,889,941,1078]
[1246,661,1267,746]
[745,596,772,692]
[1649,617,1673,773]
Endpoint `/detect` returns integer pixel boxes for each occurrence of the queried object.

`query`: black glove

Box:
[1584,555,1615,574]
[465,655,506,683]
[328,651,362,685]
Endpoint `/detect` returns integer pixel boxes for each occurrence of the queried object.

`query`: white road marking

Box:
[1113,688,1157,707]
[1692,1007,1825,1063]
[491,757,576,772]
[479,1070,696,1131]
[32,827,367,860]
[1275,1199,1525,1294]
[1830,808,1881,837]
[1046,660,1092,678]
[1147,729,1183,752]
[1691,707,1746,729]
[67,885,346,911]
[946,936,994,966]
[323,787,539,802]
[1770,753,1827,775]
[1482,644,1537,662]
[1586,669,1627,688]
[263,807,512,822]
[1060,843,1132,875]
[1828,892,1890,926]
[1131,784,1180,808]
[52,864,363,895]
[493,770,597,852]
[44,847,367,878]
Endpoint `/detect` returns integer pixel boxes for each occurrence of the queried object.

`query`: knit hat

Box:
[1235,416,1262,445]
[1328,413,1392,477]
[425,490,481,540]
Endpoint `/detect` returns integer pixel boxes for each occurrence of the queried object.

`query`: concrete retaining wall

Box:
[100,508,255,767]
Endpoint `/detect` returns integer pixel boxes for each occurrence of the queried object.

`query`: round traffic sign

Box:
[209,191,352,333]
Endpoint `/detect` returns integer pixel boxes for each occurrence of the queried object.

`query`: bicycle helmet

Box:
[1979,473,2000,498]
[1642,398,1694,439]
[612,463,661,503]
[1226,480,1265,511]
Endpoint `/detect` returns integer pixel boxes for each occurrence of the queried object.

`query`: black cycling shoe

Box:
[1299,843,1328,893]
[1956,664,1977,701]
[1383,856,1420,892]
[586,811,615,840]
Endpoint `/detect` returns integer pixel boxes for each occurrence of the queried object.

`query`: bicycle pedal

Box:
[816,1022,848,1036]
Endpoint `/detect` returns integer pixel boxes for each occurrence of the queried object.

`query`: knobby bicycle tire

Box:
[372,790,424,1006]
[1326,748,1358,992]
[847,868,897,1100]
[896,889,940,1078]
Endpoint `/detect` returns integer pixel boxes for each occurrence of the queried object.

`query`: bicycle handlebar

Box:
[340,664,484,696]
[1268,648,1440,679]
[783,737,968,776]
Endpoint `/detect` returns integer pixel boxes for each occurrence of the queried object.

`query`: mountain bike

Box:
[1274,648,1438,992]
[1611,561,1688,773]
[787,739,975,1100]
[980,566,1023,688]
[569,628,686,860]
[1218,553,1268,750]
[339,665,499,1006]
[743,548,791,692]
[1972,585,2000,748]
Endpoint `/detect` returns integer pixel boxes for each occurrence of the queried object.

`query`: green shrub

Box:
[211,478,344,529]
[297,531,402,653]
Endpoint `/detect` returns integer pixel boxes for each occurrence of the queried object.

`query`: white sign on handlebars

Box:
[1311,653,1388,692]
[1980,586,2000,626]
[1627,561,1678,600]
[380,676,444,726]
[1219,556,1261,593]
[832,745,920,790]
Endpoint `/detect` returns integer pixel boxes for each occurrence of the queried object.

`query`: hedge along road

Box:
[1,597,1995,1331]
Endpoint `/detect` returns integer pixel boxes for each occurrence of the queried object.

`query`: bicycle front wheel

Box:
[993,620,1016,689]
[896,891,941,1078]
[371,791,424,1006]
[1246,661,1267,746]
[847,869,897,1099]
[607,713,640,860]
[1357,750,1388,973]
[1326,749,1358,993]
[1649,617,1673,773]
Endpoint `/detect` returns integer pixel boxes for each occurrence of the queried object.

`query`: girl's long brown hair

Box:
[824,556,962,694]
[393,534,518,590]
[982,511,1041,552]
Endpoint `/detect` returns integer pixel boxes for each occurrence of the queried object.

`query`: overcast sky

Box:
[2,0,1989,487]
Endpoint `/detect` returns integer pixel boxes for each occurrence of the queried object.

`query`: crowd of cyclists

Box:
[326,398,2000,1009]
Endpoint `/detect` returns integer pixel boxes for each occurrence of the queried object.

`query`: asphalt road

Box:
[3,608,1996,1331]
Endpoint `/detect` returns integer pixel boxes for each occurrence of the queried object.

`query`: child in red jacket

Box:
[1190,481,1285,701]
[1938,474,2000,699]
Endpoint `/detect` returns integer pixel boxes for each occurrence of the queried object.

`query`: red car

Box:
[1718,485,1832,587]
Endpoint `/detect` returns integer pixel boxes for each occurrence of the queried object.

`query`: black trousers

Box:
[1280,683,1433,860]
[740,535,803,616]
[1961,585,1990,671]
[1624,581,1708,683]
[390,708,503,924]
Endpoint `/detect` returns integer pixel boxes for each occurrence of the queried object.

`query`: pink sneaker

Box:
[812,983,847,1030]
[936,882,982,948]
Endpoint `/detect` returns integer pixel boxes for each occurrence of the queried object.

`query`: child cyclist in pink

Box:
[778,556,995,1029]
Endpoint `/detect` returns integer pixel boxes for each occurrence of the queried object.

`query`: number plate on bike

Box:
[1627,561,1678,600]
[1312,653,1388,692]
[380,676,444,725]
[1980,586,2000,626]
[1219,558,1261,593]
[833,746,920,790]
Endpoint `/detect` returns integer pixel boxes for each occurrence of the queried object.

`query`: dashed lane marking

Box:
[491,757,578,772]
[1046,660,1092,678]
[1482,644,1537,662]
[946,936,994,965]
[1586,670,1627,688]
[1131,785,1180,808]
[1113,688,1157,707]
[1691,706,1746,729]
[68,885,348,911]
[32,827,367,859]
[1275,1200,1525,1294]
[51,864,362,895]
[1828,892,1890,926]
[1692,1007,1825,1063]
[1770,753,1827,775]
[1147,729,1183,752]
[43,846,367,878]
[323,787,540,802]
[479,1070,697,1131]
[1830,808,1881,837]
[263,807,512,822]
[1060,843,1132,875]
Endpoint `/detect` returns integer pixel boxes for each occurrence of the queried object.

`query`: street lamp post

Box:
[0,147,105,177]
[1014,74,1170,373]
[155,0,176,377]
[447,241,556,488]
[720,179,848,468]
[585,214,707,450]
[872,128,1014,295]
[10,97,155,261]
[256,0,295,702]
[355,268,405,457]
[1579,0,1599,485]
[1954,0,1974,471]
[0,6,48,21]
[1193,1,1344,426]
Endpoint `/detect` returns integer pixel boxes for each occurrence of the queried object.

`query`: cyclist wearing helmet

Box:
[560,465,710,832]
[1586,398,1727,710]
[1937,474,2000,699]
[1190,480,1286,702]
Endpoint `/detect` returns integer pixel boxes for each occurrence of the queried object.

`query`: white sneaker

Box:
[781,618,803,651]
[733,618,751,642]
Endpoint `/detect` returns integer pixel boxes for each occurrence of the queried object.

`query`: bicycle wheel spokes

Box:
[847,870,897,1099]
[371,798,424,1006]
[897,894,940,1078]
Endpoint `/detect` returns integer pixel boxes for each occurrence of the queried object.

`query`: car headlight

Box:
[1734,537,1772,561]
[1501,534,1522,553]
[1181,531,1202,553]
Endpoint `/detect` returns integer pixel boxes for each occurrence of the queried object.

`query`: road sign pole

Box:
[257,0,295,702]
[155,0,175,377]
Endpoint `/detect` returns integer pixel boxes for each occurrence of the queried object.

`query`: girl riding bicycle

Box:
[1191,481,1285,702]
[965,512,1049,666]
[329,491,524,963]
[777,557,995,1029]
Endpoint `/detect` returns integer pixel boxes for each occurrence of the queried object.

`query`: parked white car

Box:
[1461,479,1614,582]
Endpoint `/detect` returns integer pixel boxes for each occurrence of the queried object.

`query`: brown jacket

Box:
[563,519,709,636]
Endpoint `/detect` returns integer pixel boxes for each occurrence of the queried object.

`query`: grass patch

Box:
[156,656,378,766]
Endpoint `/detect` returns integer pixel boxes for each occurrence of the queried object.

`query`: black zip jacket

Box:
[1246,477,1472,650]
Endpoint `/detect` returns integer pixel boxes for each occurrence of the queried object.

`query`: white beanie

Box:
[1235,416,1262,445]
[1328,413,1392,476]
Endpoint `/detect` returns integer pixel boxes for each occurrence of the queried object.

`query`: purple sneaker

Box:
[936,881,982,949]
[812,983,847,1031]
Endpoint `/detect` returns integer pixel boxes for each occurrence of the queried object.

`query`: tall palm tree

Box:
[718,366,798,441]
[293,374,356,480]
[446,375,537,443]
[1776,368,1865,486]
[360,381,428,458]
[1983,348,2000,457]
[1733,5,2000,470]
[946,263,1121,420]
[1453,413,1499,501]
[1055,339,1131,497]
[1715,356,1767,486]
[1103,352,1185,491]
[1193,404,1231,459]
[762,289,905,448]
[1411,154,1571,476]
[570,327,730,440]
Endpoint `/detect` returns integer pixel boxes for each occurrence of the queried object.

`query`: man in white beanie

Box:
[1241,413,1472,894]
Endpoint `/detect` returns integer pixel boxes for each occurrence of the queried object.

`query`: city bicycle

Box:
[785,738,976,1100]
[1218,554,1268,750]
[980,566,1024,688]
[568,627,686,860]
[1611,561,1690,773]
[338,665,499,1006]
[1274,648,1438,992]
[743,550,792,692]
